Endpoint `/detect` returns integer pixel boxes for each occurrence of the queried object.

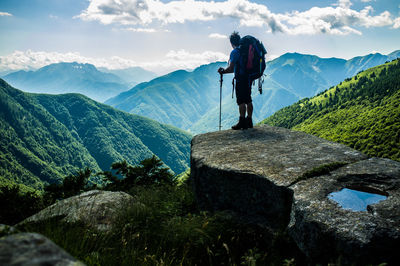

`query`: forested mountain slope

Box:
[260,59,400,162]
[0,79,191,190]
[107,51,400,134]
[105,63,229,132]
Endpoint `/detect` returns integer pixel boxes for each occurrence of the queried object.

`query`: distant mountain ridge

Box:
[3,62,131,102]
[106,50,400,134]
[0,79,191,190]
[260,59,400,162]
[99,66,157,87]
[106,63,229,132]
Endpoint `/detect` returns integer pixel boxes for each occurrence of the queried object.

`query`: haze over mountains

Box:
[106,50,400,134]
[98,66,157,87]
[2,63,156,103]
[0,79,191,190]
[2,51,399,135]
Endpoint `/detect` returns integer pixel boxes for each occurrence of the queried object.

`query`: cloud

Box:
[208,33,227,39]
[0,50,137,72]
[0,49,227,74]
[0,12,12,16]
[77,0,399,35]
[120,27,170,32]
[141,49,227,73]
[394,17,400,29]
[124,27,156,32]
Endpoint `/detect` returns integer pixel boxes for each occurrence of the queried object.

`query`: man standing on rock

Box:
[218,31,253,130]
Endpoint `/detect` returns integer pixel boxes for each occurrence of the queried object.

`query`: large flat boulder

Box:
[288,157,400,265]
[0,233,85,265]
[191,125,367,229]
[191,125,400,263]
[19,190,134,231]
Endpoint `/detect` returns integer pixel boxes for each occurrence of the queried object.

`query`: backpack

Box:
[238,35,267,82]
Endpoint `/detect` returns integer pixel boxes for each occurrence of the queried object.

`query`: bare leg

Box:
[239,103,246,118]
[246,102,253,118]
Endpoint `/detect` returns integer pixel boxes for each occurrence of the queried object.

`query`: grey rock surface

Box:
[19,190,133,231]
[289,157,400,264]
[191,125,367,229]
[191,125,400,263]
[0,232,85,266]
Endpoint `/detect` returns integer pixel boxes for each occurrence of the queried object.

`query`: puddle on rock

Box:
[328,188,387,212]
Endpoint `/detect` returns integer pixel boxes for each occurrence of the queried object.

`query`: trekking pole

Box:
[219,73,223,131]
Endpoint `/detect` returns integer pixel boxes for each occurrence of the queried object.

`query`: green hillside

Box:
[0,79,191,190]
[260,59,400,162]
[106,51,400,134]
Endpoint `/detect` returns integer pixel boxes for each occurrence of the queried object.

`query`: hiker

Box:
[218,31,255,130]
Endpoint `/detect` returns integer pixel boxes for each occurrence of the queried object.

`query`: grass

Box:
[16,181,305,265]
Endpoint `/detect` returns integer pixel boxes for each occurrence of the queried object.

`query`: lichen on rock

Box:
[19,190,134,232]
[0,232,85,265]
[191,125,400,264]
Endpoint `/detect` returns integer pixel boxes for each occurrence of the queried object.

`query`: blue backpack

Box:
[238,35,267,82]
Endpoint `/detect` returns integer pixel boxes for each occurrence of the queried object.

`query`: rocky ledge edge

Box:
[191,125,400,264]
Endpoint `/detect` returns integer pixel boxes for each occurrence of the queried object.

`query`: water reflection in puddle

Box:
[328,188,387,211]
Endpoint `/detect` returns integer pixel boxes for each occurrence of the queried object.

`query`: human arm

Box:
[218,60,234,75]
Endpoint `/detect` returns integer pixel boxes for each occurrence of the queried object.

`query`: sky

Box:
[0,0,399,74]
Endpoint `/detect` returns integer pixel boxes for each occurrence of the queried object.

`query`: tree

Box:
[43,167,96,204]
[100,155,175,191]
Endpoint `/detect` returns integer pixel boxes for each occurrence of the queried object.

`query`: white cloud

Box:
[0,49,227,75]
[336,0,352,8]
[142,49,227,73]
[0,12,12,16]
[208,33,227,39]
[0,50,138,72]
[125,27,156,32]
[394,17,400,29]
[76,0,399,36]
[360,0,373,2]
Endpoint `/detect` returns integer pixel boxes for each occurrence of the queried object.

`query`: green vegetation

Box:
[4,157,304,265]
[107,51,400,134]
[0,79,191,189]
[260,59,400,162]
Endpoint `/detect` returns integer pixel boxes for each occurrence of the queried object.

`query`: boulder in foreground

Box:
[0,232,85,266]
[19,190,134,231]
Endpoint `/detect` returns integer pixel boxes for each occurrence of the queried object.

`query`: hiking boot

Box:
[232,117,247,130]
[246,116,253,128]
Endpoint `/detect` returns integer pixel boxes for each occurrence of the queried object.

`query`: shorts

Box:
[235,76,252,105]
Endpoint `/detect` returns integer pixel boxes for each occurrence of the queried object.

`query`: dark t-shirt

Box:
[230,48,251,104]
[229,48,241,77]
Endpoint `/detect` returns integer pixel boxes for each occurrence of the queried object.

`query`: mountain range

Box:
[98,66,157,87]
[260,59,400,162]
[0,79,191,190]
[2,63,155,103]
[106,50,400,134]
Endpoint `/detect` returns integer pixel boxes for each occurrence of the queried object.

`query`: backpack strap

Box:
[232,77,235,99]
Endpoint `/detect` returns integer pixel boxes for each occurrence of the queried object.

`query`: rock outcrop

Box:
[19,190,134,231]
[191,125,400,264]
[0,233,85,265]
[289,157,400,265]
